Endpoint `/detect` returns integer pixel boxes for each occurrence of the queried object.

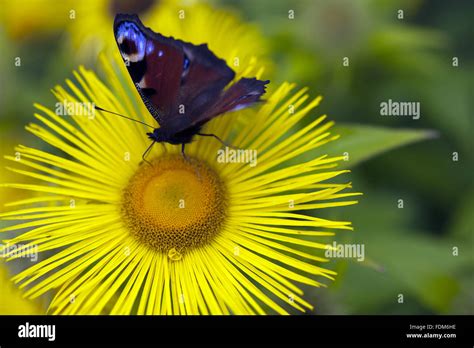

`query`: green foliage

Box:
[325,124,437,169]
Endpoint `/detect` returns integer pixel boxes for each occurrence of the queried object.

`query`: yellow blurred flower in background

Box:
[0,262,44,314]
[0,0,270,70]
[0,0,73,39]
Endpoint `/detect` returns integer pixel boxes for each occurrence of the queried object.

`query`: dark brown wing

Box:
[114,14,235,128]
[114,14,181,124]
[189,77,270,128]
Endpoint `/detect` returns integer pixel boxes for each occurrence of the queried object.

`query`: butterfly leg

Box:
[197,133,239,150]
[181,143,202,180]
[141,141,156,165]
[181,143,189,162]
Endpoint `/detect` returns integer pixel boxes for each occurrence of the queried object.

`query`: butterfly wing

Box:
[187,77,270,129]
[114,14,235,128]
[114,14,183,125]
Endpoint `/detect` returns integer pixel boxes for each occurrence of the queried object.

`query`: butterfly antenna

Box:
[95,106,155,129]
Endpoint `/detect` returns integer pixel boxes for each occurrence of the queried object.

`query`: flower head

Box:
[1,52,359,314]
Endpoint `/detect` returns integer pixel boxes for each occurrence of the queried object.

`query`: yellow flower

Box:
[0,0,163,42]
[0,49,360,314]
[0,262,44,314]
[0,0,73,40]
[66,0,163,58]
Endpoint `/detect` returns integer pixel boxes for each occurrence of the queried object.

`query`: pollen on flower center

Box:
[121,154,227,255]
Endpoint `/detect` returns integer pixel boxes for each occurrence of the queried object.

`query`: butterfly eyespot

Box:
[119,41,132,54]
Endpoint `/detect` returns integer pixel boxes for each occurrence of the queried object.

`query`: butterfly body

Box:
[113,14,269,154]
[147,125,201,145]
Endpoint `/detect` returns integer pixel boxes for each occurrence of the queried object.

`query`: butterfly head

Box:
[147,128,166,143]
[147,128,182,145]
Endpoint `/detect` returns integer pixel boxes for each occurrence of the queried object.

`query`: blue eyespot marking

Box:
[116,21,146,59]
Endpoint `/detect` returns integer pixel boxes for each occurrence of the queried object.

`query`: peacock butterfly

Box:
[110,13,269,159]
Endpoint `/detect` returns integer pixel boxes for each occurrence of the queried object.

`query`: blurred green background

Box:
[0,0,472,315]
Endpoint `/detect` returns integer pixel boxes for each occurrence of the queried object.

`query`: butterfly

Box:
[108,13,270,161]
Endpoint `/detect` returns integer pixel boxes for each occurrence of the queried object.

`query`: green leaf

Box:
[323,230,470,314]
[362,231,469,313]
[449,186,474,242]
[322,123,437,169]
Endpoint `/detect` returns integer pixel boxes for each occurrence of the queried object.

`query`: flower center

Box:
[121,155,227,257]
